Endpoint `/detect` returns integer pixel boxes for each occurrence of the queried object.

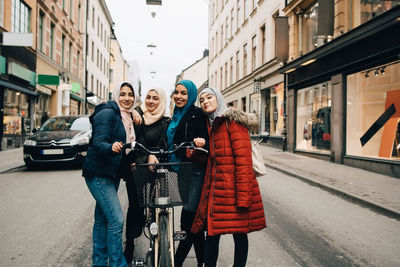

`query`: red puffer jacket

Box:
[191,109,266,236]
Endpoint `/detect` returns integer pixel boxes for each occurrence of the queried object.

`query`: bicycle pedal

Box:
[174,230,187,241]
[132,258,144,267]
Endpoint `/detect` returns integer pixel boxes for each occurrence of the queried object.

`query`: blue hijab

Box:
[167,80,197,162]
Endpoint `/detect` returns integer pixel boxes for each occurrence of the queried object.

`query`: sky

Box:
[104,0,209,102]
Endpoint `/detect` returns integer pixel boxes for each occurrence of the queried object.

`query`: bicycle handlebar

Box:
[123,141,200,156]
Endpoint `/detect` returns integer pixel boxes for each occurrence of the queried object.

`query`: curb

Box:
[263,161,400,220]
[0,164,26,174]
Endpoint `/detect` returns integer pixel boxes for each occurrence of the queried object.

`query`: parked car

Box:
[23,115,91,169]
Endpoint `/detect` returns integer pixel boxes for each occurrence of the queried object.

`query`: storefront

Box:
[280,7,400,177]
[0,84,37,150]
[260,82,285,147]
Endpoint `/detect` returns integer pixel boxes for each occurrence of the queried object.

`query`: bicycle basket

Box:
[133,162,194,208]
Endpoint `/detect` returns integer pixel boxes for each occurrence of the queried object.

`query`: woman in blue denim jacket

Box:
[83,82,138,267]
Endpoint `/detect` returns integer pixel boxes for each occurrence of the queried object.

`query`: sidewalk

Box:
[0,147,24,173]
[1,145,399,218]
[259,144,400,218]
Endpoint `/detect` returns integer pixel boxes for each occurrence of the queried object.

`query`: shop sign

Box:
[0,55,5,74]
[38,74,60,85]
[1,32,33,47]
[36,85,52,95]
[8,62,36,86]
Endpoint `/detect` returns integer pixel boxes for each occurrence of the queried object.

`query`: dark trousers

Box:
[204,233,248,267]
[124,177,145,263]
[174,209,205,267]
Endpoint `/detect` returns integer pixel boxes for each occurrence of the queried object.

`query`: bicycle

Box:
[124,141,202,267]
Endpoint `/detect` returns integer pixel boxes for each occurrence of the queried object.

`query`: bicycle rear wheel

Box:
[158,213,172,267]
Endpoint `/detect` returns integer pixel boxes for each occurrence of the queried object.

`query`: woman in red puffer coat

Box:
[192,87,266,267]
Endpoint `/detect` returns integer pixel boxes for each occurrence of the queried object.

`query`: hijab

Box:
[112,81,136,144]
[199,87,227,126]
[166,80,197,161]
[140,88,167,125]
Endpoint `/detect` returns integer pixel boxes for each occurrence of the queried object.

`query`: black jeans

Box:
[204,233,248,267]
[174,209,205,267]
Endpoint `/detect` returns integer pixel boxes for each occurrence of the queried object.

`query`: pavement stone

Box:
[1,145,399,219]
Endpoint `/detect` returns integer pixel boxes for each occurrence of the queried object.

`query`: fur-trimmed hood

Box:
[222,108,259,131]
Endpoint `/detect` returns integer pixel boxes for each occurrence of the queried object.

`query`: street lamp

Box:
[146,0,162,18]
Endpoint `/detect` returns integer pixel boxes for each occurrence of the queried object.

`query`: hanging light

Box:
[380,67,385,75]
[374,69,379,76]
[146,0,162,18]
[365,71,369,78]
[146,44,157,55]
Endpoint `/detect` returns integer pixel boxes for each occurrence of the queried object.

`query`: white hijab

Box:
[199,87,227,126]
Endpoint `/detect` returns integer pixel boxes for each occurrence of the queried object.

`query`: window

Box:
[101,24,103,41]
[97,17,100,36]
[97,49,99,67]
[92,7,95,28]
[260,25,265,64]
[100,53,102,71]
[91,75,94,92]
[91,42,94,62]
[252,35,257,71]
[264,83,285,136]
[220,67,223,91]
[225,17,229,43]
[77,51,80,76]
[231,9,234,36]
[253,0,257,10]
[230,57,233,85]
[78,5,81,31]
[243,43,247,76]
[216,31,218,54]
[244,0,248,20]
[224,62,228,88]
[241,97,246,112]
[38,12,44,52]
[236,50,240,81]
[11,0,31,33]
[50,23,55,59]
[61,35,65,67]
[351,0,399,29]
[96,79,99,96]
[69,42,72,71]
[296,82,331,152]
[346,62,400,161]
[211,37,214,57]
[70,0,73,18]
[299,3,318,55]
[62,0,65,10]
[221,24,224,50]
[236,0,241,30]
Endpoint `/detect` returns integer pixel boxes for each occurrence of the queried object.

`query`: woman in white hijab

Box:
[123,88,171,264]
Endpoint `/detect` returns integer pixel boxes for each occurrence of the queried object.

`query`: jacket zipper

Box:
[209,129,217,218]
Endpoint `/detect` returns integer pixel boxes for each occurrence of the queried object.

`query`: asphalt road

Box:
[0,166,399,266]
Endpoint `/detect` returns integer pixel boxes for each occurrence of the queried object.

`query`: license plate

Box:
[42,149,64,155]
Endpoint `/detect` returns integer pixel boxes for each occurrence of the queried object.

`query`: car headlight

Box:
[70,132,91,146]
[24,139,37,146]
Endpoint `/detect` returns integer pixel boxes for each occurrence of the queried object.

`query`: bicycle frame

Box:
[128,142,198,267]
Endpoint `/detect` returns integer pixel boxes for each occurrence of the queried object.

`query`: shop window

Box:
[3,89,30,136]
[296,82,332,152]
[265,83,285,136]
[346,61,400,161]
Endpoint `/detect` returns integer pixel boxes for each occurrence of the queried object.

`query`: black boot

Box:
[124,238,134,265]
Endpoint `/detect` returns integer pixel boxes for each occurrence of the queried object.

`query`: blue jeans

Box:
[85,176,128,267]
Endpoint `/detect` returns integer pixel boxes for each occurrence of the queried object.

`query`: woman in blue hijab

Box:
[166,80,208,267]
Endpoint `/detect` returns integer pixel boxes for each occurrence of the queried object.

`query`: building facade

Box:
[0,0,37,150]
[279,1,400,177]
[208,0,286,140]
[109,31,129,98]
[36,0,86,122]
[85,0,112,114]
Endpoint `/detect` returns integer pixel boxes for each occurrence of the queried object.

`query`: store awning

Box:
[70,93,84,102]
[0,79,38,96]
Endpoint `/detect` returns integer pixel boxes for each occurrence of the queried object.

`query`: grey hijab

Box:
[199,87,227,126]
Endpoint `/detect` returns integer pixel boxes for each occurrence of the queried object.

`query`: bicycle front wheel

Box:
[158,213,172,267]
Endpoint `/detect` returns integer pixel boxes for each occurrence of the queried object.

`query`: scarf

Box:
[199,87,227,126]
[112,82,136,144]
[140,88,167,125]
[167,80,197,162]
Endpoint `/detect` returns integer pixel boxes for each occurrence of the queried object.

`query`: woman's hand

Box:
[193,137,206,148]
[148,154,159,172]
[131,110,142,125]
[112,142,124,153]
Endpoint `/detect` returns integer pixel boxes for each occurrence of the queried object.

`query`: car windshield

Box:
[40,117,91,131]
